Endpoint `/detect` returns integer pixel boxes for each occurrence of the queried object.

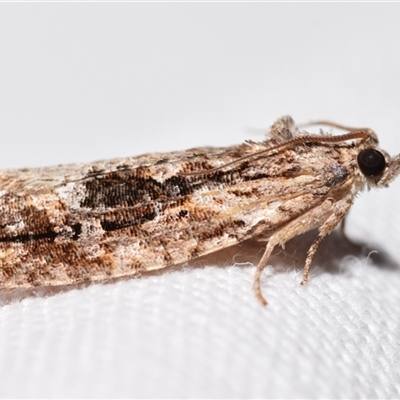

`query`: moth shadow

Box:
[0,229,397,305]
[178,228,399,277]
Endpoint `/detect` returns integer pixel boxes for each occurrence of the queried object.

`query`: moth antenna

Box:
[180,130,371,177]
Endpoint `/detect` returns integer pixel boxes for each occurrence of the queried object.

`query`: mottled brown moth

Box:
[0,116,399,305]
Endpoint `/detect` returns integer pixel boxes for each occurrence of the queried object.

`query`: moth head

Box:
[357,147,400,187]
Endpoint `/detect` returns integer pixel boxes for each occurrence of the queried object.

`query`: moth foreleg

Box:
[300,198,353,285]
[253,197,352,306]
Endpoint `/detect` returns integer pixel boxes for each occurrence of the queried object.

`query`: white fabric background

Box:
[1,3,400,398]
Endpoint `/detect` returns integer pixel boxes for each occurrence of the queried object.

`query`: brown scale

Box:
[0,116,399,307]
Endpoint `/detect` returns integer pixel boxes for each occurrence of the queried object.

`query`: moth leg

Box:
[253,197,352,306]
[300,198,353,285]
[253,239,279,306]
[254,198,332,305]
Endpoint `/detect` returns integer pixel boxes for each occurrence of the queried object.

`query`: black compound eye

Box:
[357,149,386,177]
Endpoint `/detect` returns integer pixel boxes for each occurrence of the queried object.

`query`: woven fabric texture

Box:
[1,3,400,398]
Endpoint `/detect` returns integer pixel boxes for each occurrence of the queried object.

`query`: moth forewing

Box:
[0,116,398,306]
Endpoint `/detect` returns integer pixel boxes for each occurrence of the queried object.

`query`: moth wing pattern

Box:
[1,116,399,305]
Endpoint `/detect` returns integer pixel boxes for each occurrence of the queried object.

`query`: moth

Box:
[0,116,398,305]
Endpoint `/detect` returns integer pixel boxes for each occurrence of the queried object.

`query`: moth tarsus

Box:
[0,116,399,306]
